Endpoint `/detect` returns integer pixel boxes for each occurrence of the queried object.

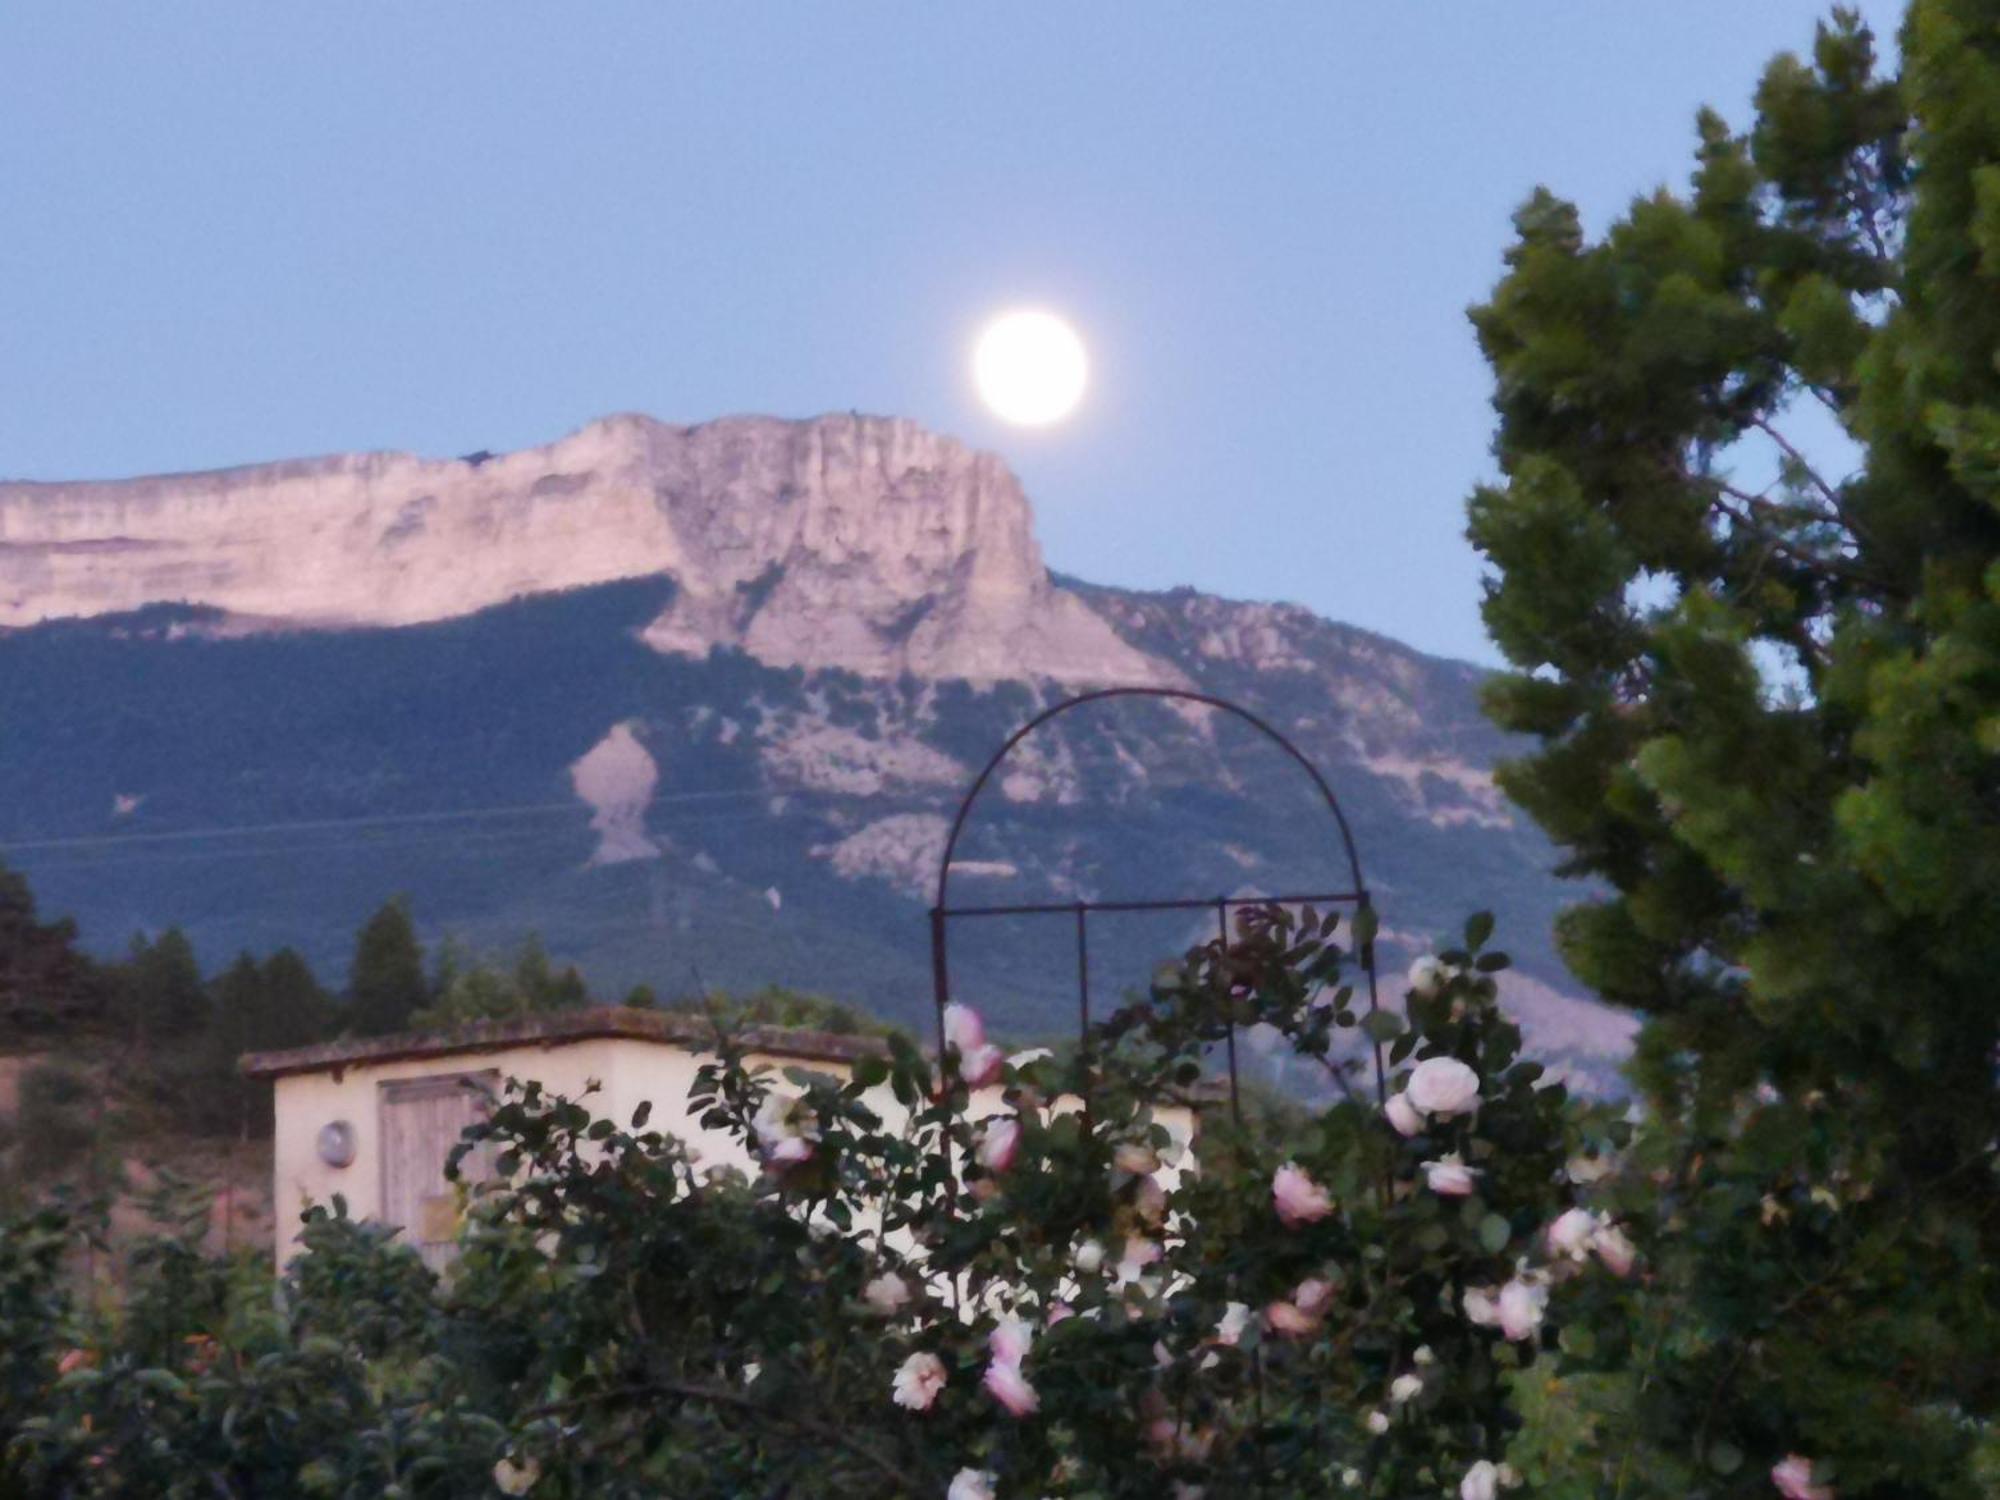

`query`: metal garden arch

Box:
[929,686,1386,1110]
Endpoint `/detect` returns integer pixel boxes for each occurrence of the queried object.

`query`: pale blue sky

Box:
[0,3,1899,664]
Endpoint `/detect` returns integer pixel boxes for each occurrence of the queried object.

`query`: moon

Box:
[973,309,1088,427]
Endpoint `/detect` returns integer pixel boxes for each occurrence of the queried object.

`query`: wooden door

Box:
[378,1070,498,1272]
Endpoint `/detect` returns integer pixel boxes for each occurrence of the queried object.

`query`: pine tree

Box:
[1466,4,1997,1486]
[346,899,427,1037]
[119,928,209,1044]
[259,948,332,1049]
[0,859,104,1036]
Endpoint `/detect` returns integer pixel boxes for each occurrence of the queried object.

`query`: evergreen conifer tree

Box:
[346,899,427,1037]
[1466,4,1998,1484]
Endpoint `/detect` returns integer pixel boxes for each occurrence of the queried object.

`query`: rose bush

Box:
[0,905,1686,1497]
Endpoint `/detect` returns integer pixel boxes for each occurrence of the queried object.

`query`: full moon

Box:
[973,309,1088,426]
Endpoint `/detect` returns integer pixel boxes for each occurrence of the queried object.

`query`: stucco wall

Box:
[269,1036,1195,1261]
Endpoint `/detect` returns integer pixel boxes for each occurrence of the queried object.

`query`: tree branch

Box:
[1748,416,1846,516]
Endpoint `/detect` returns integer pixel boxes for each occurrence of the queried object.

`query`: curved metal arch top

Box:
[931,686,1370,915]
[928,685,1388,1114]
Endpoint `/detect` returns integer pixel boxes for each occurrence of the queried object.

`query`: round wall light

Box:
[316,1120,358,1169]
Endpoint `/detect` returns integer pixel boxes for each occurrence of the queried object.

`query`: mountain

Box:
[0,414,1634,1089]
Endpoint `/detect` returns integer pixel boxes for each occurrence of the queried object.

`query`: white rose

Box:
[492,1456,541,1496]
[892,1351,947,1412]
[1389,1372,1424,1403]
[1462,1285,1502,1326]
[1365,1409,1391,1435]
[1408,954,1447,996]
[1072,1238,1106,1275]
[947,1469,997,1500]
[1591,1221,1637,1277]
[1497,1275,1547,1341]
[862,1272,912,1316]
[1423,1154,1479,1196]
[1406,1056,1481,1117]
[1546,1207,1599,1260]
[1385,1091,1424,1136]
[1460,1459,1501,1500]
[1565,1152,1614,1185]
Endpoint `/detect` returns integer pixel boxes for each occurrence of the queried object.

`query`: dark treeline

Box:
[0,858,885,1174]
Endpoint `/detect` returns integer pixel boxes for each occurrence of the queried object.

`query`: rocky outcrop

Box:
[0,414,1176,686]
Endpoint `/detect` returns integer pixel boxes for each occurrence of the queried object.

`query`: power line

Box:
[0,786,774,854]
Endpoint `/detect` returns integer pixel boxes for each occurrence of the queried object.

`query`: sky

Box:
[0,2,1902,666]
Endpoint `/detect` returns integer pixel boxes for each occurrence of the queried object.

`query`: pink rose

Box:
[1547,1207,1598,1261]
[1264,1299,1320,1338]
[1422,1154,1478,1196]
[982,1358,1039,1417]
[988,1316,1033,1367]
[977,1118,1022,1174]
[1771,1455,1833,1500]
[1114,1142,1161,1175]
[1385,1091,1424,1136]
[862,1272,912,1316]
[944,1003,1004,1087]
[1294,1276,1336,1316]
[1273,1163,1334,1227]
[891,1351,946,1411]
[1591,1221,1637,1277]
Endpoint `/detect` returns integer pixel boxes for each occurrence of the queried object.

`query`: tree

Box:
[1465,4,1997,1489]
[0,860,103,1037]
[188,948,334,1136]
[116,928,208,1045]
[259,947,333,1049]
[409,935,593,1030]
[346,899,428,1037]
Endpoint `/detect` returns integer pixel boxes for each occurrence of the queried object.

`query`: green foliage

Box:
[0,907,1653,1497]
[114,928,208,1046]
[0,858,105,1038]
[665,983,907,1039]
[412,935,591,1031]
[347,898,428,1038]
[1467,4,1998,1492]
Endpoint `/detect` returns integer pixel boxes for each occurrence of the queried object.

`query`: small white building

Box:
[242,1007,1199,1266]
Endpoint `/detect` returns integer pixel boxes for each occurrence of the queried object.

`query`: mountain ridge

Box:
[0,414,1634,1087]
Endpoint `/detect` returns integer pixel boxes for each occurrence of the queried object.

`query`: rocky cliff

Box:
[0,414,1171,686]
[0,414,1634,1087]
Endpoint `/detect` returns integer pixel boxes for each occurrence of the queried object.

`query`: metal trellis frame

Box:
[929,686,1386,1111]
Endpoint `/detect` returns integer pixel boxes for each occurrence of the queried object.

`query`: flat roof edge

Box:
[240,1006,891,1079]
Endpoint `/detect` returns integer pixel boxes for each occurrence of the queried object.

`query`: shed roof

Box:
[240,1005,890,1080]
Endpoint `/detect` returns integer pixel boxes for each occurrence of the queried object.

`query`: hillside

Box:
[0,414,1634,1087]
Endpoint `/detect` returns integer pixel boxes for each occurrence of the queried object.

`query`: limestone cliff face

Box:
[0,413,1174,686]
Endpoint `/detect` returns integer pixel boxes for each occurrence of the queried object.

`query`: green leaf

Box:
[1465,911,1495,949]
[1361,1009,1406,1043]
[1479,1213,1512,1253]
[630,1100,653,1128]
[1709,1442,1744,1476]
[852,1055,889,1088]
